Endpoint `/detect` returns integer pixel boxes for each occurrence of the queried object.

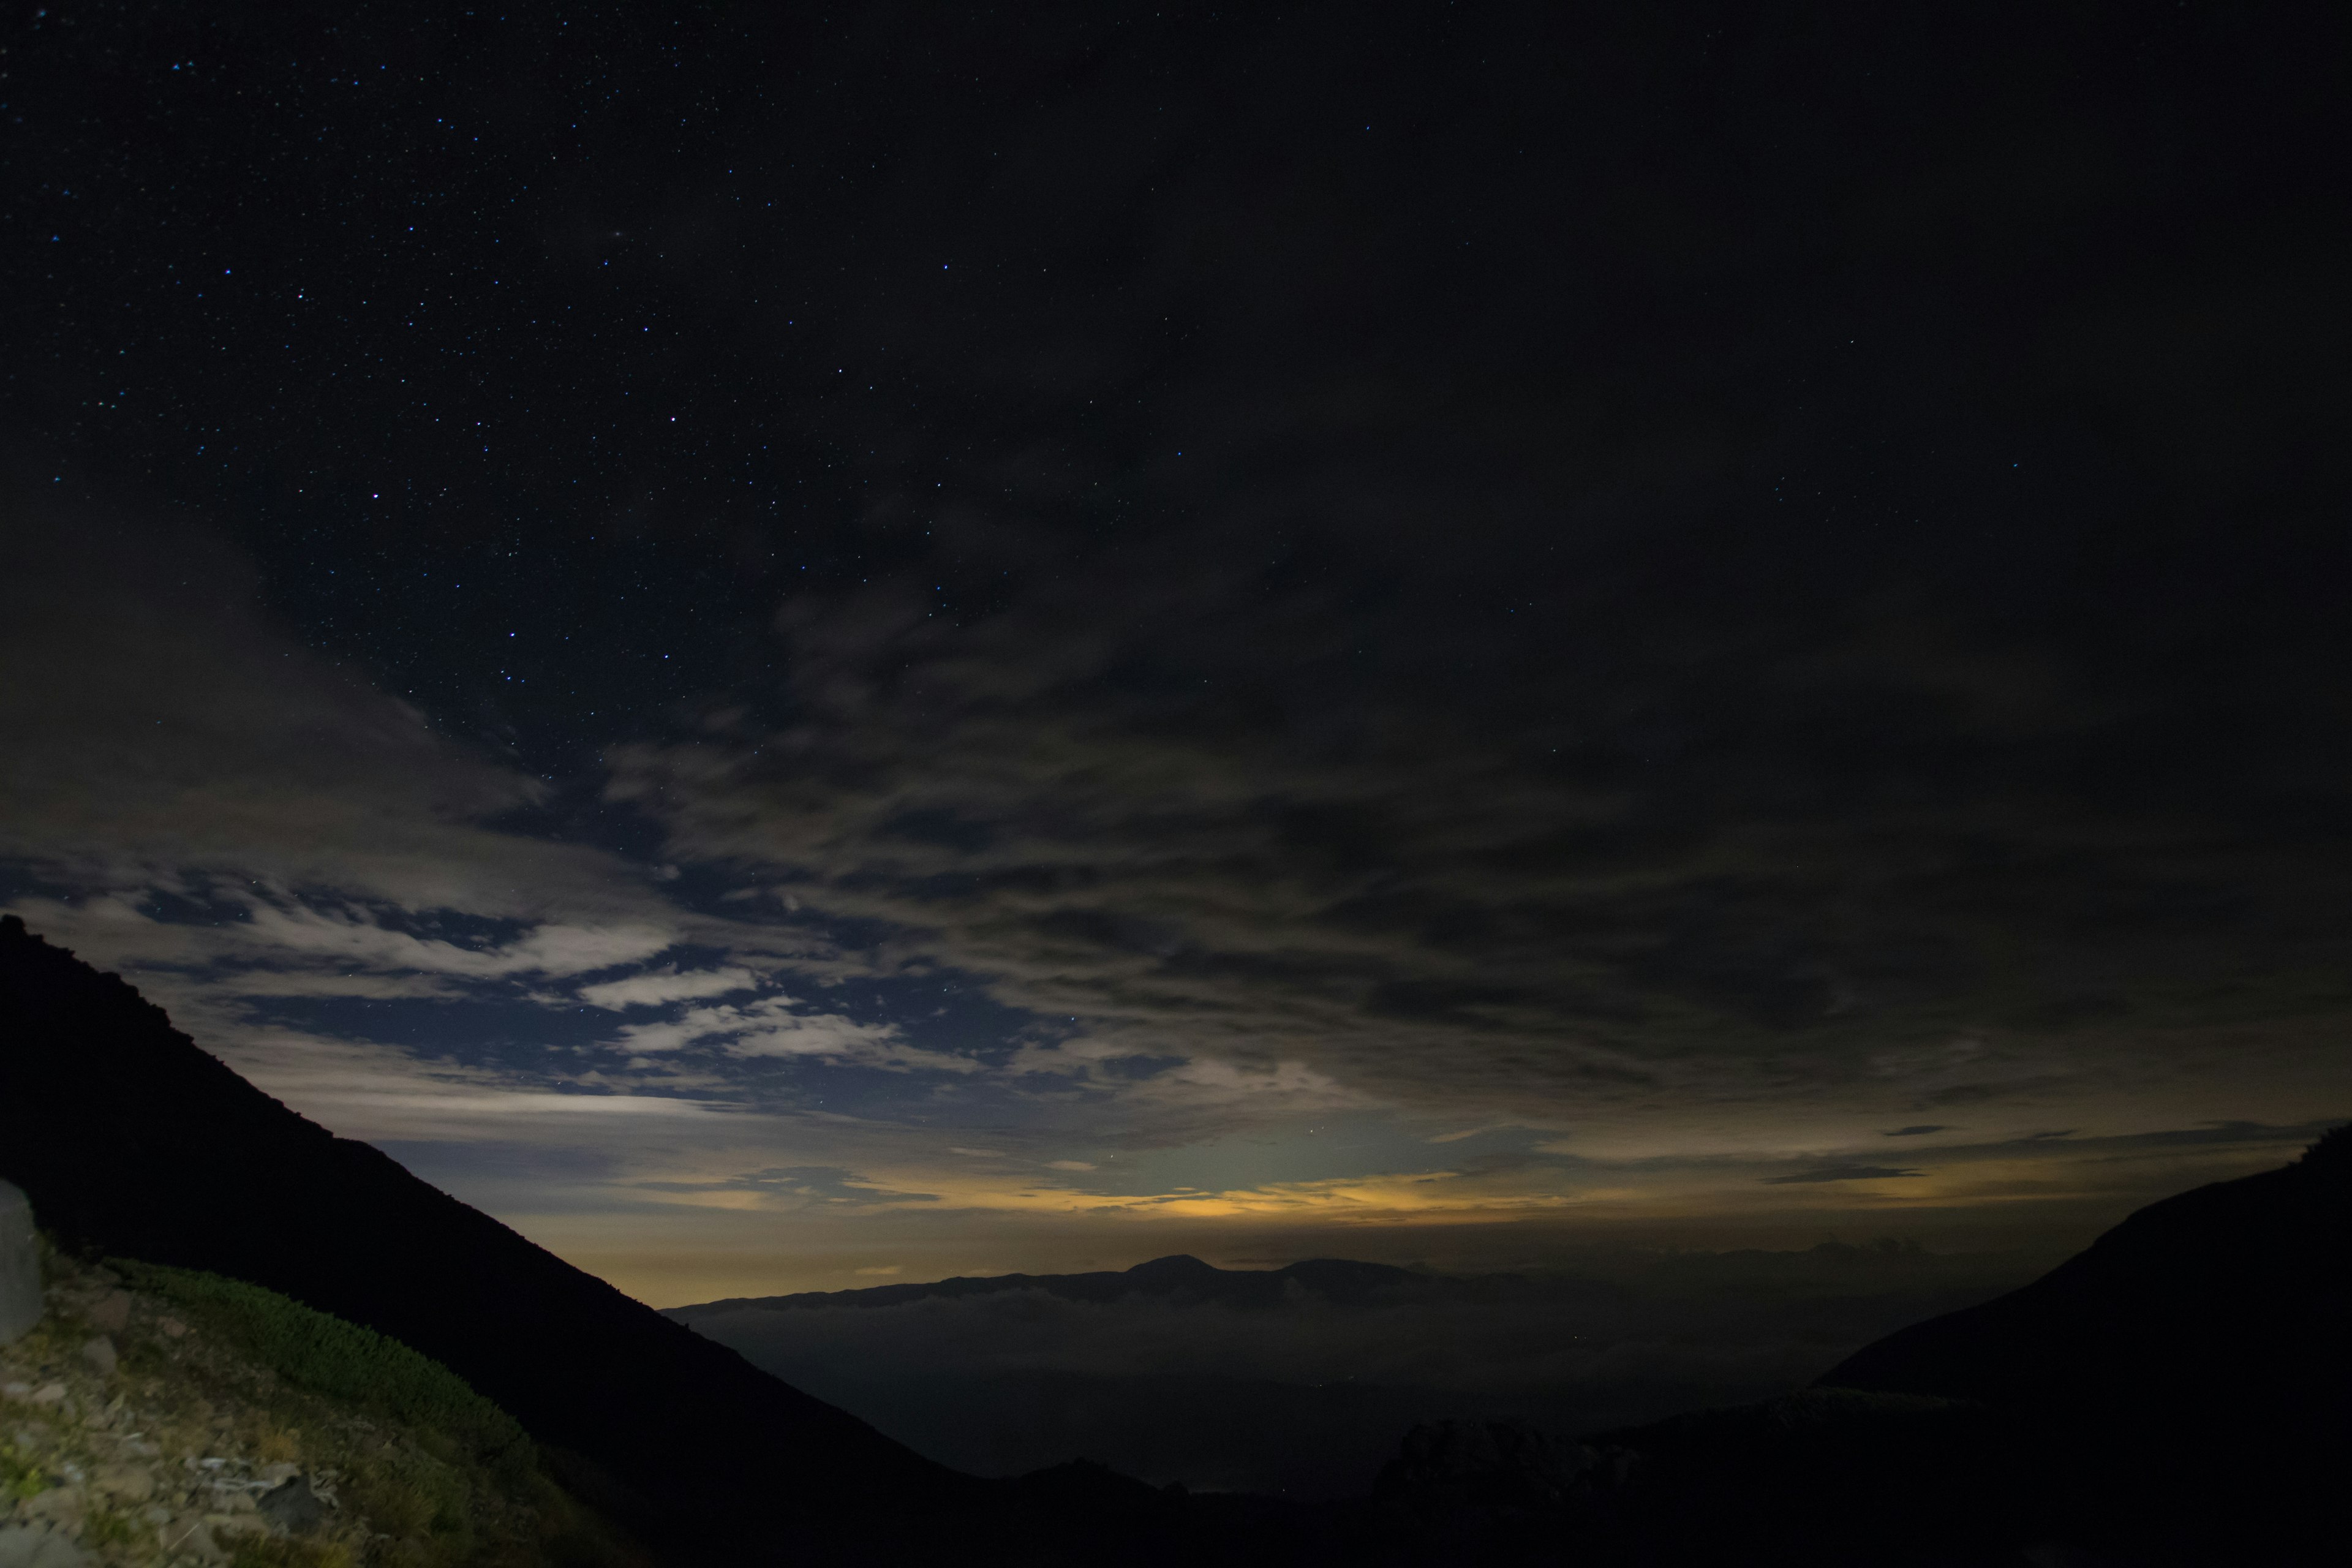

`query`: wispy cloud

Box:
[1762,1166,1926,1186]
[635,1166,942,1210]
[578,967,764,1009]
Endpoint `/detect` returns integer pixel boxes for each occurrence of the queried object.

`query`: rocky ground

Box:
[2,1254,334,1566]
[2,1251,620,1568]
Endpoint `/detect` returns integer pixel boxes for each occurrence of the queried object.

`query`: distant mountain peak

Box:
[1124,1253,1219,1278]
[669,1251,1513,1321]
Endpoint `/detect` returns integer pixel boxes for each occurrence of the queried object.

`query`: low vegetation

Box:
[114,1262,533,1479]
[1,1242,649,1568]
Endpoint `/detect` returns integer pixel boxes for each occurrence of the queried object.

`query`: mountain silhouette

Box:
[0,916,1197,1563]
[1820,1126,2351,1560]
[1354,1134,2351,1564]
[669,1250,1564,1322]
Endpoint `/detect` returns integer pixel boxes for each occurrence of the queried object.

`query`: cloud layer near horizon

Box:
[5,481,2346,1302]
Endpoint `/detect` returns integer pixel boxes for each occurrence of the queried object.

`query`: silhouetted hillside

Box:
[1820,1126,2351,1560]
[0,918,1178,1564]
[1357,1137,2350,1565]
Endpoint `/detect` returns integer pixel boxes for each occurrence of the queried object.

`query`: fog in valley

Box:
[676,1244,2046,1496]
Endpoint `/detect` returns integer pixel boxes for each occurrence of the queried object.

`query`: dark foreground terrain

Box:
[4,917,2344,1566]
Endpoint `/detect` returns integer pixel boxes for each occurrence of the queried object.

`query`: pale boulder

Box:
[0,1181,39,1346]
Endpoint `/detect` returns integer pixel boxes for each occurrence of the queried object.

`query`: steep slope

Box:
[1355,1136,2351,1565]
[1820,1128,2351,1558]
[0,918,972,1562]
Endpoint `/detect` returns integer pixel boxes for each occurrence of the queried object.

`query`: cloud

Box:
[636,1166,941,1210]
[1762,1166,1927,1186]
[0,489,644,922]
[6,188,2348,1276]
[192,1026,744,1148]
[9,0,2351,1305]
[609,996,974,1075]
[233,901,676,980]
[603,506,2352,1165]
[0,487,710,1064]
[1883,1126,1951,1138]
[578,967,764,1009]
[1428,1126,1516,1145]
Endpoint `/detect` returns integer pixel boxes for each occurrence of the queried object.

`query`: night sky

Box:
[5,2,2346,1305]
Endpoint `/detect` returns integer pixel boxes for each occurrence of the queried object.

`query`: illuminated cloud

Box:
[578,967,764,1009]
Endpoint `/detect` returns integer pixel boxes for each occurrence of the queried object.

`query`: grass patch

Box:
[112,1262,530,1471]
[1,1437,47,1501]
[230,1540,356,1568]
[81,1506,142,1549]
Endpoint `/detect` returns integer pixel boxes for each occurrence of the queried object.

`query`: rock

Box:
[19,1484,85,1530]
[91,1462,154,1502]
[84,1292,130,1334]
[256,1475,326,1536]
[0,1524,91,1568]
[160,1517,227,1564]
[25,1384,65,1408]
[77,1337,115,1378]
[157,1317,187,1340]
[0,1183,38,1348]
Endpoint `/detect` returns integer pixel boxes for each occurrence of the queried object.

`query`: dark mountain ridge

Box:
[1817,1123,2351,1560]
[0,916,1191,1564]
[1352,1128,2351,1564]
[669,1251,1575,1319]
[1820,1124,2351,1412]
